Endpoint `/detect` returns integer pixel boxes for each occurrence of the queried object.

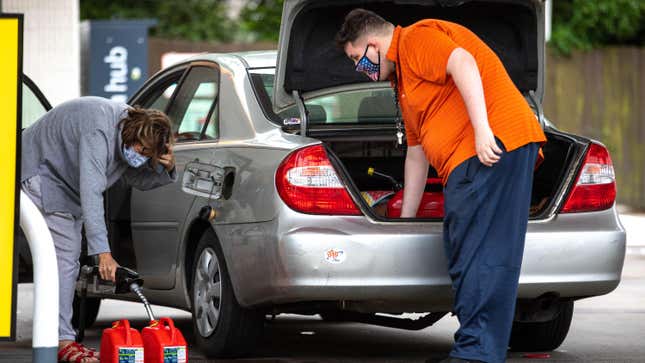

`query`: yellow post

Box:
[0,14,22,341]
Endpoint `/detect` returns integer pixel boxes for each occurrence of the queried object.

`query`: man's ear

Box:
[365,35,380,48]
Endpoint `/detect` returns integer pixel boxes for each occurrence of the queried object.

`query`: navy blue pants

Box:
[443,139,539,363]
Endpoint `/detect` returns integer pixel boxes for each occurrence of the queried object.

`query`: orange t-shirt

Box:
[386,20,546,184]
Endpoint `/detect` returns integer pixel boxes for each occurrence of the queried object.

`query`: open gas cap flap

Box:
[182,161,227,199]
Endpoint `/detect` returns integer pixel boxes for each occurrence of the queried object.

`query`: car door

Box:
[17,75,52,281]
[21,75,52,127]
[126,62,222,289]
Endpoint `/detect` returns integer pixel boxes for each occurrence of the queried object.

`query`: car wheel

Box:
[71,295,101,330]
[190,229,264,358]
[509,300,574,352]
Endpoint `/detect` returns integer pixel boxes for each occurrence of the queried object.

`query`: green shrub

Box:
[551,0,645,55]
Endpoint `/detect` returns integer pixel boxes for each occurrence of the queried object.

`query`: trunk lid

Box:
[273,0,545,113]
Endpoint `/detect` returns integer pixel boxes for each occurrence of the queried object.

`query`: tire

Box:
[190,229,264,358]
[509,300,574,352]
[71,295,102,330]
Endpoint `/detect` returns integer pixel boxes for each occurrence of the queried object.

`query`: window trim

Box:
[129,62,189,108]
[248,67,283,125]
[129,60,221,144]
[134,68,186,114]
[186,61,221,142]
[199,87,219,141]
[166,62,221,144]
[161,68,190,115]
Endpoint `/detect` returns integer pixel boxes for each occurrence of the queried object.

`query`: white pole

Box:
[19,190,58,363]
[545,0,552,42]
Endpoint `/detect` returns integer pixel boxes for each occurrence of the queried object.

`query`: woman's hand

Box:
[158,143,175,171]
[98,252,119,282]
[475,126,502,167]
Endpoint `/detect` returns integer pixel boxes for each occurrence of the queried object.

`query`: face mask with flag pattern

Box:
[355,45,380,81]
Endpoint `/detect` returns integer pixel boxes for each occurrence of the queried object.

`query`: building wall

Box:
[2,0,80,106]
[544,47,645,210]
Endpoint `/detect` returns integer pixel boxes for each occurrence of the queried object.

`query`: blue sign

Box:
[82,19,156,102]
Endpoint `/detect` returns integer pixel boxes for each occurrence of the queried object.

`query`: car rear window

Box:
[249,68,398,125]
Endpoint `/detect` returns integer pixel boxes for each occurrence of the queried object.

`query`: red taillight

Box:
[276,144,361,215]
[561,142,616,213]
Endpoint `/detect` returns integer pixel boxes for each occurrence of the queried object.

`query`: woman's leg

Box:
[21,176,83,343]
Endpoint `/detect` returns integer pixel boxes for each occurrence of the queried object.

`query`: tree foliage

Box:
[82,0,645,53]
[80,0,236,42]
[551,0,645,55]
[236,0,645,52]
[238,0,284,42]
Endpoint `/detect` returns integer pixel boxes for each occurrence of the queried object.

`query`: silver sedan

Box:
[97,0,624,358]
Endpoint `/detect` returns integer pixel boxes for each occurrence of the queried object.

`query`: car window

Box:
[22,80,49,129]
[136,69,184,113]
[297,89,396,124]
[166,65,219,142]
[251,68,275,102]
[249,68,397,125]
[148,83,177,112]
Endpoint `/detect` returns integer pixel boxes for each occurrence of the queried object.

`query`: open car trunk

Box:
[270,0,574,220]
[320,128,583,220]
[274,0,544,111]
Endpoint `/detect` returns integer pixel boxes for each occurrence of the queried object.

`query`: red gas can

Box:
[387,177,445,218]
[100,319,144,363]
[141,317,188,363]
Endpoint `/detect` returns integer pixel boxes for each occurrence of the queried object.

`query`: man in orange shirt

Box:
[337,9,546,363]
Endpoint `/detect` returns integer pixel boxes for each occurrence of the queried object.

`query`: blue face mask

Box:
[123,145,149,168]
[355,45,380,81]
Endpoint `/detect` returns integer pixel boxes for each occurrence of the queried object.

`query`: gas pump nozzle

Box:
[128,280,156,322]
[76,265,155,342]
[78,265,144,294]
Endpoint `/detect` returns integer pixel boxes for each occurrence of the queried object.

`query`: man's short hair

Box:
[335,8,390,49]
[119,106,173,166]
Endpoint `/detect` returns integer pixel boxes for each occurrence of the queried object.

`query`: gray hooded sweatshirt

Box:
[21,96,176,255]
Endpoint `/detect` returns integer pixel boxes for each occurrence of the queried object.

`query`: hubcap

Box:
[193,247,222,337]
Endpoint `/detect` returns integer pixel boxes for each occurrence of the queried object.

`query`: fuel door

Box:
[182,160,234,200]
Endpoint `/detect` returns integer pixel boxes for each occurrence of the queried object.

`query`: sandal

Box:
[57,342,99,363]
[77,343,99,359]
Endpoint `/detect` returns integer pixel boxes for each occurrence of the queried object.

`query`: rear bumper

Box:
[219,206,625,312]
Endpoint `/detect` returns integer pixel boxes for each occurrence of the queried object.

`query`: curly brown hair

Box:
[118,106,173,166]
[335,8,391,49]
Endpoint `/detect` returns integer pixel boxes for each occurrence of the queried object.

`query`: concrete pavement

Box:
[1,211,643,362]
[620,211,645,255]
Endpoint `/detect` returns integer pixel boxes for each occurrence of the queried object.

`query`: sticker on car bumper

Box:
[325,248,346,264]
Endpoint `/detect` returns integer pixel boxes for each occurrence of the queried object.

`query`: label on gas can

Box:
[163,346,187,363]
[118,347,144,363]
